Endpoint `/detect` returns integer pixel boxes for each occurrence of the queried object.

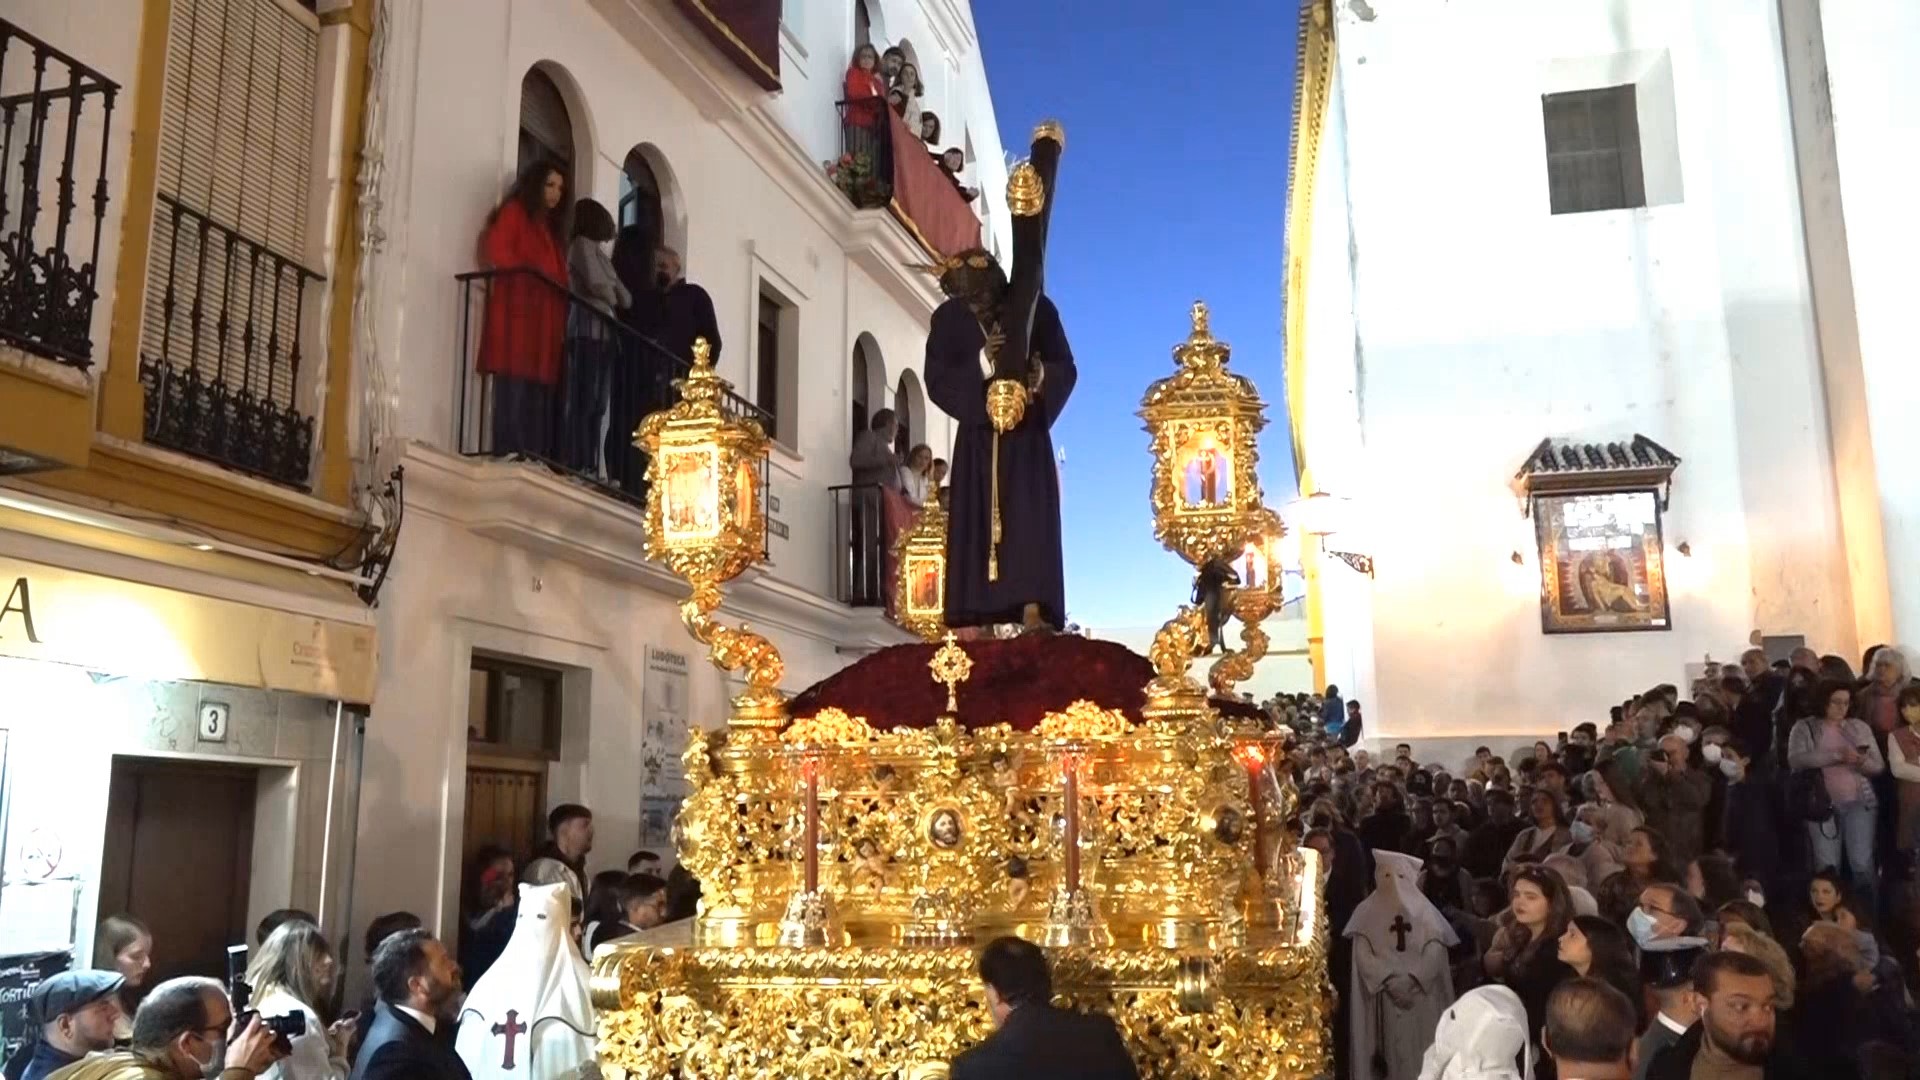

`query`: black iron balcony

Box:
[829,482,891,608]
[0,19,119,368]
[138,194,322,490]
[455,266,771,557]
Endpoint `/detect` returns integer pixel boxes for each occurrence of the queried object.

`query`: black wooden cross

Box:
[493,1009,527,1070]
[1389,915,1412,952]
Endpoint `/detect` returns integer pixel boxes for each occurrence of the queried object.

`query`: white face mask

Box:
[1569,820,1596,844]
[1701,743,1723,764]
[1718,757,1742,779]
[1674,725,1697,744]
[1627,907,1660,946]
[192,1034,227,1080]
[1747,889,1766,908]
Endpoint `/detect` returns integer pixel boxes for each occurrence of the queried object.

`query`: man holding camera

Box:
[48,977,286,1080]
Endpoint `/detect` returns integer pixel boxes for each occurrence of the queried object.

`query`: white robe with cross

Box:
[456,883,599,1080]
[1344,850,1458,1080]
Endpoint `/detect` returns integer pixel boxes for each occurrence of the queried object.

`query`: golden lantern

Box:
[891,500,949,642]
[636,337,787,736]
[1138,301,1269,726]
[1140,301,1269,565]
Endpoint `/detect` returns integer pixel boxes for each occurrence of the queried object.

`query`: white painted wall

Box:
[1297,0,1856,741]
[0,658,349,964]
[347,0,1009,977]
[1806,0,1920,650]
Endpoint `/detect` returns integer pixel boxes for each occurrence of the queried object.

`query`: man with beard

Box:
[6,972,124,1080]
[48,978,283,1080]
[1645,952,1790,1080]
[352,931,470,1080]
[1544,978,1638,1080]
[523,804,593,924]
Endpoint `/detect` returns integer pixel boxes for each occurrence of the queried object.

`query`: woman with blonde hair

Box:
[247,922,353,1080]
[1719,923,1795,1009]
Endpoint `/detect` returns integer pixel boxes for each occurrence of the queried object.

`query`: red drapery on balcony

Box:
[672,0,782,91]
[887,110,981,258]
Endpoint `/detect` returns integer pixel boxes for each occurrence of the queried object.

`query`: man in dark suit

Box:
[950,937,1138,1080]
[350,930,469,1080]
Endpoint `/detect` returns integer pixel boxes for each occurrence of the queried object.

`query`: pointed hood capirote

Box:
[455,883,597,1080]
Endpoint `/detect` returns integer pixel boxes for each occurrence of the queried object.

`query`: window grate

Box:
[1542,84,1645,215]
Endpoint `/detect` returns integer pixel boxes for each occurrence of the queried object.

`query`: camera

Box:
[261,1013,308,1040]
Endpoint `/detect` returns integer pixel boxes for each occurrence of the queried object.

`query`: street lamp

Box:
[1283,490,1375,577]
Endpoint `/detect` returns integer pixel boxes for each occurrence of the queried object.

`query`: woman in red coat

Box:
[477,158,569,458]
[842,44,889,185]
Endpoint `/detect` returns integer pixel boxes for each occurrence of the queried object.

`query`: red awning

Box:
[672,0,781,91]
[887,110,982,259]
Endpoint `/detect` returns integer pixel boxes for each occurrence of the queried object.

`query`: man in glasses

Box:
[49,976,284,1080]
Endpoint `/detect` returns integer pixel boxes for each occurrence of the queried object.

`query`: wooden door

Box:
[463,757,547,868]
[98,759,257,984]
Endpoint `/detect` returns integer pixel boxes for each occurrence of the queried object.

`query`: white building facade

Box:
[349,0,1010,954]
[1284,0,1919,754]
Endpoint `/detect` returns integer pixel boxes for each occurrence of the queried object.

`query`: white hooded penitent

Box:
[456,882,599,1080]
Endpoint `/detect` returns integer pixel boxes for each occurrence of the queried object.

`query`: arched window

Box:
[894,370,927,459]
[854,0,872,47]
[619,149,664,265]
[851,340,872,439]
[517,68,573,176]
[893,381,910,456]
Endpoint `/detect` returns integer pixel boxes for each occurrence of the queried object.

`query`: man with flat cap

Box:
[1634,938,1706,1080]
[3,972,124,1080]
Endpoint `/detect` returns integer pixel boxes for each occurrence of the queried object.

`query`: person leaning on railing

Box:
[477,158,571,460]
[562,198,630,477]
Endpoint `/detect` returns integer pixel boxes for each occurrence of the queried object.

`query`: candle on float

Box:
[1236,743,1268,868]
[803,760,820,894]
[1063,755,1082,893]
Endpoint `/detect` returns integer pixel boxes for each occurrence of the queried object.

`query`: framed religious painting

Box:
[1533,489,1671,634]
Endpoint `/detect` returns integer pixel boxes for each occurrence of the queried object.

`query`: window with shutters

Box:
[756,289,783,440]
[518,69,574,178]
[1542,85,1646,215]
[137,0,325,491]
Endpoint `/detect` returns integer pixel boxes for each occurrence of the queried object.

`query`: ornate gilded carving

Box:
[1139,302,1270,568]
[1031,118,1066,149]
[1006,160,1045,217]
[611,299,1329,1077]
[637,337,787,734]
[892,501,950,642]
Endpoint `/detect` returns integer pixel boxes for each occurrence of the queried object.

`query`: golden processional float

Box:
[593,281,1327,1078]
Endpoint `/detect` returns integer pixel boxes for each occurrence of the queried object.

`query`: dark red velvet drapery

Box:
[887,110,982,258]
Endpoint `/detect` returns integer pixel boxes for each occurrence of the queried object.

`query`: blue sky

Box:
[972,0,1300,629]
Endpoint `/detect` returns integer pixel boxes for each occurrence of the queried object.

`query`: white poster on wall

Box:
[641,646,690,792]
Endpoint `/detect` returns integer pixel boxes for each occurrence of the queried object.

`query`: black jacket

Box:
[657,280,720,366]
[349,1003,471,1080]
[950,1003,1139,1080]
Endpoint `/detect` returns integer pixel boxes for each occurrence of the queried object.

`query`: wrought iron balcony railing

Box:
[139,194,323,490]
[0,19,119,368]
[455,266,771,557]
[828,482,890,608]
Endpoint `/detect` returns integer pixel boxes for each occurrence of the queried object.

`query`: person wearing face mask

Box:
[48,977,285,1080]
[1714,740,1798,905]
[1630,735,1711,869]
[1695,726,1733,854]
[1629,883,1708,948]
